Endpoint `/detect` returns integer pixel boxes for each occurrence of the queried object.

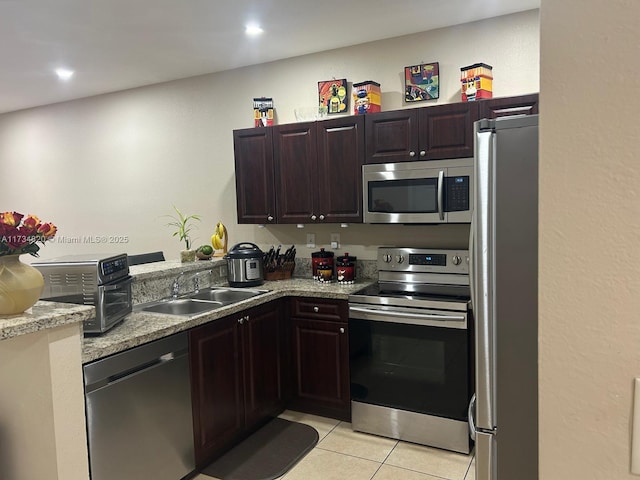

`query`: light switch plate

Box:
[306,234,316,248]
[330,233,340,249]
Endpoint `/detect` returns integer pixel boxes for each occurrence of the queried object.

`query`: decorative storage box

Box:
[460,63,493,102]
[253,97,274,127]
[353,81,381,115]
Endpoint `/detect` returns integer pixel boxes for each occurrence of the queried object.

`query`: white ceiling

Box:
[0,0,539,115]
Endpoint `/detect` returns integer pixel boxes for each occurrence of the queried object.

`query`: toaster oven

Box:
[32,253,132,334]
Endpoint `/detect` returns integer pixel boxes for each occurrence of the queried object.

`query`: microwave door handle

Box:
[437,170,445,220]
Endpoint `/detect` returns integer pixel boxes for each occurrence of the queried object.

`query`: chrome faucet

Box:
[171,272,185,299]
[171,269,213,299]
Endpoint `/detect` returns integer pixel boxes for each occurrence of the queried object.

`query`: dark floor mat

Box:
[201,417,319,480]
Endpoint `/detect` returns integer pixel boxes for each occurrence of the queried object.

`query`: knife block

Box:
[264,261,295,281]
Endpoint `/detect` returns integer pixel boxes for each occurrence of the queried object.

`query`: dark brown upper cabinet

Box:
[478,93,539,119]
[364,102,479,164]
[235,116,364,224]
[233,127,277,224]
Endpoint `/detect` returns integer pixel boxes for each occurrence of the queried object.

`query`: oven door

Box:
[348,303,470,421]
[85,276,133,334]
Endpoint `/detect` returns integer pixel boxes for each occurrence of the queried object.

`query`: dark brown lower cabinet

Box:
[189,301,285,468]
[288,297,350,421]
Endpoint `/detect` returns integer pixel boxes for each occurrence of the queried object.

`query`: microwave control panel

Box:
[445,176,470,212]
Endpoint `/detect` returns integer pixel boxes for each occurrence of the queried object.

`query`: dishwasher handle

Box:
[83,332,188,391]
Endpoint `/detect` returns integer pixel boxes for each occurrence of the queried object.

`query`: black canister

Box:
[312,248,334,279]
[336,252,356,284]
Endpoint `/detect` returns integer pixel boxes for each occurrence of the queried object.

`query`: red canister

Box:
[312,248,334,279]
[336,252,356,284]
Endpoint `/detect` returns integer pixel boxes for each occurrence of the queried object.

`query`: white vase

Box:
[0,254,45,315]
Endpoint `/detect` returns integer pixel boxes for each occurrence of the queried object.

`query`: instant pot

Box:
[224,242,264,287]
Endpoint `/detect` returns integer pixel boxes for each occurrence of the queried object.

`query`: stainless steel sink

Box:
[141,298,224,315]
[136,286,268,316]
[189,287,266,304]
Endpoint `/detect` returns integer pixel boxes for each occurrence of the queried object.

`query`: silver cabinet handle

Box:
[319,214,325,220]
[420,150,426,156]
[339,327,345,333]
[267,215,274,221]
[311,215,317,220]
[409,151,416,157]
[313,306,319,313]
[245,315,249,322]
[238,317,244,325]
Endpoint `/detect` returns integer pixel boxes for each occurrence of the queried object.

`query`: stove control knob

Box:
[382,254,392,263]
[452,255,462,265]
[395,255,405,264]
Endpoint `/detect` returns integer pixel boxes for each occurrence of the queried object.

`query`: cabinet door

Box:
[290,317,350,421]
[478,93,539,119]
[418,102,479,160]
[233,127,277,224]
[242,301,285,429]
[316,116,365,223]
[189,315,243,467]
[365,109,419,164]
[273,122,318,223]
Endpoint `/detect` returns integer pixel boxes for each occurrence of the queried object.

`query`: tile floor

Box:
[194,410,476,480]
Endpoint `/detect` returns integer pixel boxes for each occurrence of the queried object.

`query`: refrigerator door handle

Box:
[467,393,477,440]
[474,128,496,430]
[469,213,475,312]
[475,431,495,480]
[437,169,445,220]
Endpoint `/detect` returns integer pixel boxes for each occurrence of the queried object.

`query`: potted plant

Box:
[165,206,201,262]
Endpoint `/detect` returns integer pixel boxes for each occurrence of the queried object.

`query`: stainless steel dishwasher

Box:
[83,332,195,480]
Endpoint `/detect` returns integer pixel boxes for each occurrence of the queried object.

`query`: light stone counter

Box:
[0,301,94,341]
[82,277,373,363]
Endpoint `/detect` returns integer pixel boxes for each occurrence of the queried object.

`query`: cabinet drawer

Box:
[290,297,347,322]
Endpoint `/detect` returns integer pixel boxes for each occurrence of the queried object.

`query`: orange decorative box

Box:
[460,63,493,102]
[353,81,381,115]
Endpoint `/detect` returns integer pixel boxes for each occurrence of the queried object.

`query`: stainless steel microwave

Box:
[363,158,474,224]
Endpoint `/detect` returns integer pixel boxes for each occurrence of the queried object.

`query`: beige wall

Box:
[0,10,539,262]
[0,323,89,480]
[539,0,640,477]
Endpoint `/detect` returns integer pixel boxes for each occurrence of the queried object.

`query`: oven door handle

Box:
[101,276,133,291]
[349,306,467,328]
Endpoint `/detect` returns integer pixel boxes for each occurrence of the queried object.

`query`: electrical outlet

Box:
[306,233,316,248]
[330,233,340,249]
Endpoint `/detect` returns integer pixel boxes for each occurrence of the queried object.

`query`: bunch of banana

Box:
[211,222,227,251]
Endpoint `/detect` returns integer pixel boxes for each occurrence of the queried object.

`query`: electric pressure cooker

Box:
[224,242,265,287]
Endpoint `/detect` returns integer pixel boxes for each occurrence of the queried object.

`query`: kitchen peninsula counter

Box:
[83,277,372,363]
[0,301,94,341]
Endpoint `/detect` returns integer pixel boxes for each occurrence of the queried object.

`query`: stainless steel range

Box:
[348,247,472,454]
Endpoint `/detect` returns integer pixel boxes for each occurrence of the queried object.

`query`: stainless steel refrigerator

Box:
[469,114,539,480]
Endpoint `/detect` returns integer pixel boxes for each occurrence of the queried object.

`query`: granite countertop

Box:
[0,301,94,341]
[82,278,373,364]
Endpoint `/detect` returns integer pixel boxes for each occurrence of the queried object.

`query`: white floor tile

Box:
[281,448,380,480]
[385,441,473,480]
[317,422,398,462]
[372,464,444,480]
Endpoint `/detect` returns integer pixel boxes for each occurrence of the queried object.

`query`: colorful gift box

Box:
[352,81,381,115]
[460,63,493,102]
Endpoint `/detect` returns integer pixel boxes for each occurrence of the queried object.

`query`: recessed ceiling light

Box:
[55,68,74,81]
[245,24,264,36]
